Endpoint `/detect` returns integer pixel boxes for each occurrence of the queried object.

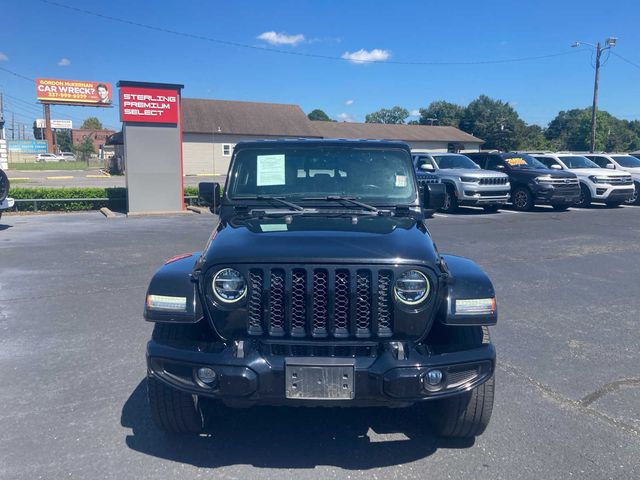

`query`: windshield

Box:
[502,154,547,169]
[560,156,600,169]
[433,154,480,170]
[612,155,640,168]
[227,146,417,204]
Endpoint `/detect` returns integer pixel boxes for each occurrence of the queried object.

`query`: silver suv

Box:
[413,153,510,213]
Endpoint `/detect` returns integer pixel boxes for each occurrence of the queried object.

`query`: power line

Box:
[40,0,582,66]
[611,51,640,71]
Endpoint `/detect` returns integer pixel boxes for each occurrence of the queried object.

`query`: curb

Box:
[99,207,117,219]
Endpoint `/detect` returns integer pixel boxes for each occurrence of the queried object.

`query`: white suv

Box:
[531,153,635,207]
[36,153,63,162]
[584,153,640,205]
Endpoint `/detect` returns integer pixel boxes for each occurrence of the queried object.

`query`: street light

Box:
[572,37,617,152]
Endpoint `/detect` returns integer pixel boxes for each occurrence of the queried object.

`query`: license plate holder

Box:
[285,358,355,400]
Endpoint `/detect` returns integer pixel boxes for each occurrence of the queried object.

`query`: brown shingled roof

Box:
[310,121,483,144]
[182,98,320,137]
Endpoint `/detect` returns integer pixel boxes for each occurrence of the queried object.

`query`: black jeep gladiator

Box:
[144,139,497,438]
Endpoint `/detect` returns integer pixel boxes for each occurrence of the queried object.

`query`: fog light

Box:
[426,369,444,386]
[197,367,217,384]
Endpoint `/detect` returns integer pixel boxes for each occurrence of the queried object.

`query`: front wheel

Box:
[147,377,204,434]
[440,185,459,213]
[624,182,640,205]
[511,187,533,211]
[575,184,592,208]
[428,374,495,438]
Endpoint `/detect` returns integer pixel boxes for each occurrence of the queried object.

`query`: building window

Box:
[222,144,232,156]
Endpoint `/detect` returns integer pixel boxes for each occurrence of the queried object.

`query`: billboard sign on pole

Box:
[36,119,73,129]
[36,78,113,106]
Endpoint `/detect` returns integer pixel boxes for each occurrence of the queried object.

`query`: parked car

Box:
[143,139,497,438]
[531,153,634,208]
[583,153,640,205]
[36,153,62,162]
[413,169,446,217]
[58,152,77,162]
[0,168,14,220]
[465,152,580,211]
[413,152,510,213]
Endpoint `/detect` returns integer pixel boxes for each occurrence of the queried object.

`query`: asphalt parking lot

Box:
[1,206,639,479]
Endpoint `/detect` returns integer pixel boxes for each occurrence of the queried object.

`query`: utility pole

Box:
[11,112,15,140]
[43,103,53,152]
[590,42,601,154]
[0,93,5,140]
[572,37,617,153]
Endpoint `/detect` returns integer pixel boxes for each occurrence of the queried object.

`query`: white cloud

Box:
[410,109,420,116]
[345,99,354,105]
[341,48,390,64]
[57,57,71,66]
[257,31,305,46]
[337,112,355,122]
[0,52,8,61]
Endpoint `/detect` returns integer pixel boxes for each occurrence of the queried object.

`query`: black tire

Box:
[552,204,570,211]
[148,322,205,434]
[575,184,592,208]
[427,326,494,438]
[440,185,459,213]
[147,377,204,434]
[625,182,640,205]
[0,169,9,203]
[511,186,533,211]
[482,205,500,213]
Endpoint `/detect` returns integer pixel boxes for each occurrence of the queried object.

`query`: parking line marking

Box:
[8,177,30,181]
[46,176,74,180]
[432,213,450,218]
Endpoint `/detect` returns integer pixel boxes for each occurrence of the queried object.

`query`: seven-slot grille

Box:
[246,266,395,339]
[416,174,441,186]
[479,177,508,185]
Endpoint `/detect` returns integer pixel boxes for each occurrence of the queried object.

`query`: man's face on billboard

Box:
[97,86,108,101]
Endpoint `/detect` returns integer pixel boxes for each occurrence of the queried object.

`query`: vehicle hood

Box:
[509,168,576,178]
[617,167,640,176]
[200,214,439,267]
[567,168,631,177]
[436,168,507,178]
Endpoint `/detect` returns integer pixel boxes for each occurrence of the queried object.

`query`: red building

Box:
[71,129,115,152]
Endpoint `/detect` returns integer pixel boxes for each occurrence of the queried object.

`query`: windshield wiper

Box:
[236,195,304,211]
[305,195,379,213]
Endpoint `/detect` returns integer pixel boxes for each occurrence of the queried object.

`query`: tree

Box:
[307,109,333,121]
[545,109,609,151]
[56,130,72,152]
[459,95,526,151]
[365,106,409,124]
[81,117,103,130]
[73,136,95,162]
[419,101,465,127]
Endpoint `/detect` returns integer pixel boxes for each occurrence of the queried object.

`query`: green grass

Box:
[9,161,94,171]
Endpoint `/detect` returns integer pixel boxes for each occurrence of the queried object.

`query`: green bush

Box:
[10,187,127,212]
[8,186,208,212]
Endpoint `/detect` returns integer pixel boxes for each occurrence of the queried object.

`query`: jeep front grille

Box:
[246,266,396,339]
[479,177,508,185]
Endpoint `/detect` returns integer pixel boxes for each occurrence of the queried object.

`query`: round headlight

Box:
[212,268,247,303]
[394,270,430,305]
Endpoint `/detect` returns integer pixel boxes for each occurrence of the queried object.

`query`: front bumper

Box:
[147,339,495,406]
[591,185,635,202]
[533,185,580,204]
[458,184,510,206]
[0,197,14,210]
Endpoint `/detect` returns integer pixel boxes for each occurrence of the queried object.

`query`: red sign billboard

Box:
[36,78,113,106]
[119,87,179,124]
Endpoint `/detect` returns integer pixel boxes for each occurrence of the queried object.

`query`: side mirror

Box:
[198,182,221,213]
[606,163,615,169]
[423,183,445,213]
[419,163,434,171]
[550,164,562,170]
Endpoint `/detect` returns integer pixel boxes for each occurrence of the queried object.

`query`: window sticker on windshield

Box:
[505,157,527,166]
[395,175,407,187]
[257,154,286,186]
[260,223,288,232]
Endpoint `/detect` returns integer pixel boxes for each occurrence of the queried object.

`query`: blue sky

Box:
[1,0,639,133]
